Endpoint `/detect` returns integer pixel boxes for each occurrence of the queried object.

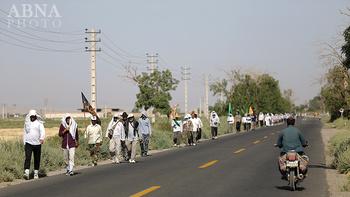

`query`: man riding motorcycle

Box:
[276,116,309,179]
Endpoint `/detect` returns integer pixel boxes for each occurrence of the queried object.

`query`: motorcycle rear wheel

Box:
[289,170,296,191]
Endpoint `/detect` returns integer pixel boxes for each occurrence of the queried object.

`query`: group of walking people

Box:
[22,108,290,180]
[171,111,223,147]
[227,111,290,133]
[22,109,151,179]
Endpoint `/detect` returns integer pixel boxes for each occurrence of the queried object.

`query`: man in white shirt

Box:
[227,113,234,133]
[85,116,103,166]
[106,113,124,164]
[23,110,45,180]
[258,112,265,127]
[172,116,182,147]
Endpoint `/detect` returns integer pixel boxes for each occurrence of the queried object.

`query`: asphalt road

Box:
[0,119,328,197]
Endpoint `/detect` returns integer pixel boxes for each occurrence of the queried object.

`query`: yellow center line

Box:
[253,140,260,144]
[234,148,246,154]
[199,160,219,169]
[263,136,268,139]
[130,186,161,197]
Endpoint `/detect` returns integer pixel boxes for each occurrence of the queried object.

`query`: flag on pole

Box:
[249,106,254,115]
[81,92,101,125]
[228,103,232,115]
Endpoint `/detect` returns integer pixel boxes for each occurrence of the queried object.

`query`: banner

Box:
[81,92,101,125]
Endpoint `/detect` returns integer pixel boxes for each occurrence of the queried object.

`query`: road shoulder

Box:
[321,128,350,197]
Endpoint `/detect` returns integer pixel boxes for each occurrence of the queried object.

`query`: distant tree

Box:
[210,70,293,115]
[133,69,179,115]
[321,65,349,121]
[308,96,322,112]
[341,25,350,69]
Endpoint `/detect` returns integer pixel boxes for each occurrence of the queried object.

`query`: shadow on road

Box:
[308,163,334,170]
[275,186,305,191]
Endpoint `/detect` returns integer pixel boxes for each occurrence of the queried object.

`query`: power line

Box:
[0,25,83,44]
[0,9,84,36]
[101,32,144,59]
[0,31,82,52]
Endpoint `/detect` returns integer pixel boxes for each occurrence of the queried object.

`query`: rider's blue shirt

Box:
[277,125,306,153]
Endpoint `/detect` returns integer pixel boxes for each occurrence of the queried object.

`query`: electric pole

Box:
[2,104,5,119]
[146,53,159,73]
[199,97,202,117]
[204,74,209,119]
[181,66,191,114]
[85,28,101,110]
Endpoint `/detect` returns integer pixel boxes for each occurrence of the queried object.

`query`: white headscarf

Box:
[61,113,78,140]
[107,114,119,132]
[24,110,44,133]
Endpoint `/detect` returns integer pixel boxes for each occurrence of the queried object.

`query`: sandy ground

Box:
[0,128,59,141]
[321,128,350,197]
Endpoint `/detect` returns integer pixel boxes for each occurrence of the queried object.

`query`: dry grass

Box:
[0,128,59,141]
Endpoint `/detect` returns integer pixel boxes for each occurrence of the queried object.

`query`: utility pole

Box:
[181,66,191,114]
[199,97,202,117]
[2,104,5,119]
[85,28,101,110]
[146,53,159,73]
[204,74,209,119]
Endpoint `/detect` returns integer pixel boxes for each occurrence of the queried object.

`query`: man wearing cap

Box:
[183,114,194,146]
[58,114,79,176]
[138,111,152,157]
[108,113,125,164]
[126,114,139,163]
[85,116,103,166]
[172,115,182,146]
[23,110,45,180]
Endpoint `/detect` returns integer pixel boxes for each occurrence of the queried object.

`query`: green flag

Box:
[228,103,232,115]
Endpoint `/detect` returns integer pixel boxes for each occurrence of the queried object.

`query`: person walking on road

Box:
[120,112,130,161]
[58,114,79,176]
[183,114,194,145]
[191,112,201,145]
[172,115,182,147]
[106,113,124,164]
[126,114,139,163]
[227,113,234,133]
[138,111,152,157]
[194,113,203,142]
[85,116,103,166]
[258,112,265,127]
[234,111,242,132]
[23,110,45,180]
[105,113,119,159]
[210,111,220,139]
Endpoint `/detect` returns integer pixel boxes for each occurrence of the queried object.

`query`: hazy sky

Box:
[0,0,349,113]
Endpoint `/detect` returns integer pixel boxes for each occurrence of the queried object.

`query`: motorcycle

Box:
[275,144,309,191]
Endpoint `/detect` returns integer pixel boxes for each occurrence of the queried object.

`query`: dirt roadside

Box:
[321,128,350,197]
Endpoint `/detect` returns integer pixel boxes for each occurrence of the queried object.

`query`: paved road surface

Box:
[0,119,328,197]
